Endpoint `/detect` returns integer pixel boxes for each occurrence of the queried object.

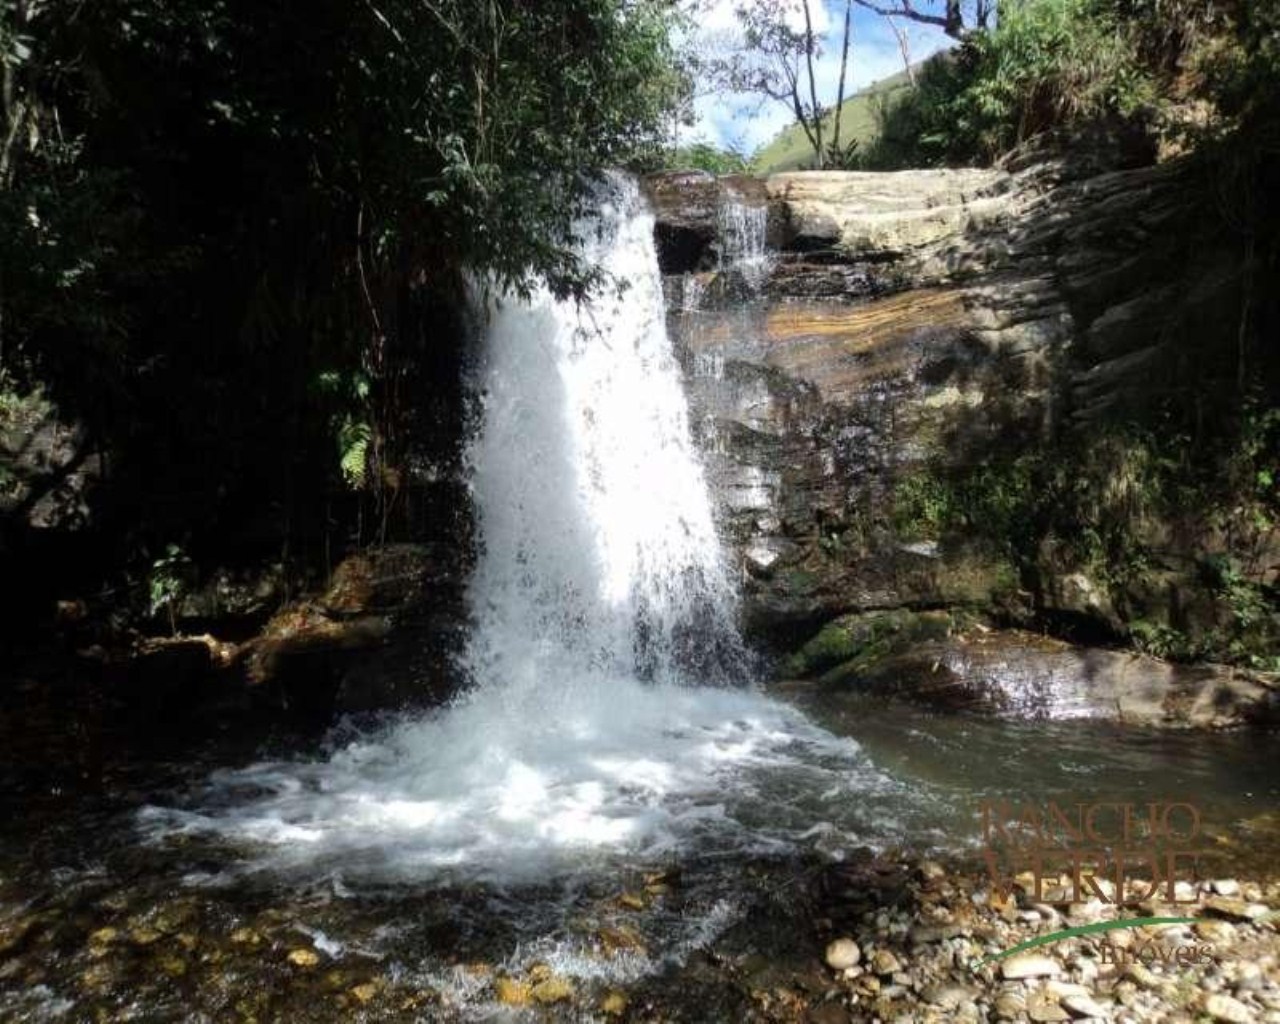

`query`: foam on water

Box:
[139,176,931,889]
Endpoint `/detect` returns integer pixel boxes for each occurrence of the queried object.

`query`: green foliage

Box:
[666,142,750,175]
[891,472,954,537]
[753,66,914,174]
[147,543,194,634]
[859,0,1158,166]
[0,0,689,588]
[758,0,1280,171]
[892,418,1279,667]
[337,419,372,491]
[1129,619,1192,661]
[957,0,1154,157]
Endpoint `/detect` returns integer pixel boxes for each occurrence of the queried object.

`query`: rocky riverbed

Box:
[3,844,1280,1022]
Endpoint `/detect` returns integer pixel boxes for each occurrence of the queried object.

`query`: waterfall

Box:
[465,175,747,691]
[140,176,928,891]
[717,190,771,290]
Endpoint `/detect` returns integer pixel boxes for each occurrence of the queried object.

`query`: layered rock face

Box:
[646,146,1274,723]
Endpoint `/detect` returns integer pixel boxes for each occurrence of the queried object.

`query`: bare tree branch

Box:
[887,16,915,85]
[850,0,964,39]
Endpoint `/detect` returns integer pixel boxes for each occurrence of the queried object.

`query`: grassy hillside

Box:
[751,67,914,174]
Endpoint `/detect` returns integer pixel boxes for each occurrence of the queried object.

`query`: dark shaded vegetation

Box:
[0,0,686,640]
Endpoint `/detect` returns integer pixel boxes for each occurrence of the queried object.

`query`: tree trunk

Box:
[801,0,824,168]
[831,0,854,155]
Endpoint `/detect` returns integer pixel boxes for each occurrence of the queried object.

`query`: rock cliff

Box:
[646,142,1276,723]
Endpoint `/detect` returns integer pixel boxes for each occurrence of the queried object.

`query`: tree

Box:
[714,0,856,170]
[0,0,690,594]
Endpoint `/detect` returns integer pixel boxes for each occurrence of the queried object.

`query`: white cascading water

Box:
[464,178,748,690]
[717,190,772,290]
[141,177,930,891]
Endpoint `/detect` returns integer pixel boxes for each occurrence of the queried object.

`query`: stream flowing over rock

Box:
[646,141,1277,727]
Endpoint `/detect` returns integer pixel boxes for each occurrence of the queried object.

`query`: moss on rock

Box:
[784,609,958,679]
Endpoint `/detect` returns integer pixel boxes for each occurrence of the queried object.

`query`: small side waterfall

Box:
[717,189,771,290]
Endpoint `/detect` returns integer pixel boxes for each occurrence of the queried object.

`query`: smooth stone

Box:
[1066,900,1106,925]
[1045,981,1089,999]
[923,983,976,1009]
[287,948,319,968]
[1028,987,1072,1022]
[825,937,861,970]
[870,948,902,975]
[494,978,531,1006]
[995,992,1027,1019]
[911,923,964,944]
[1236,962,1264,991]
[531,977,575,1004]
[349,982,379,1004]
[1212,880,1241,897]
[1123,963,1161,989]
[129,927,162,946]
[1203,993,1253,1024]
[1063,992,1111,1018]
[1196,920,1236,943]
[1172,881,1198,902]
[1002,954,1063,980]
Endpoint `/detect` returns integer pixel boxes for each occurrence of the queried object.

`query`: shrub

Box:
[861,0,1158,167]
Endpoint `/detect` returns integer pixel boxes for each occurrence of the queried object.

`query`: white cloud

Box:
[678,0,954,154]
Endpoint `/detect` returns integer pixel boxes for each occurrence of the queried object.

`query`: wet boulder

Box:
[813,628,1280,729]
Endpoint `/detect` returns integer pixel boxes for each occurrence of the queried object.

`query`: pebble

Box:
[995,992,1027,1019]
[1196,920,1237,943]
[1027,986,1071,1022]
[1122,963,1161,989]
[910,923,964,944]
[129,927,162,947]
[870,949,901,975]
[1062,992,1109,1018]
[1001,954,1063,980]
[530,977,574,1004]
[922,983,975,1009]
[87,927,118,957]
[1172,880,1198,902]
[1203,993,1253,1023]
[349,982,379,1004]
[494,978,531,1006]
[919,861,946,882]
[1236,961,1263,987]
[1066,901,1106,925]
[1212,880,1241,897]
[287,948,320,968]
[825,937,861,970]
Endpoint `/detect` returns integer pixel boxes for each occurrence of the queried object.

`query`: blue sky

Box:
[679,0,955,156]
